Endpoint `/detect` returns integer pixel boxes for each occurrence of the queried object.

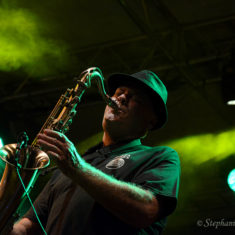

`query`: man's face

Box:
[102,85,157,138]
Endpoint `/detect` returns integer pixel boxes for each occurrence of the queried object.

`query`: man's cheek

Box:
[105,112,116,121]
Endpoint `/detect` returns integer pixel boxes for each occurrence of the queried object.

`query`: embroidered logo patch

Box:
[105,154,131,169]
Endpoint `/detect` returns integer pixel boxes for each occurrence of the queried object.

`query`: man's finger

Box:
[37,139,61,154]
[43,129,67,143]
[37,133,62,148]
[47,151,60,161]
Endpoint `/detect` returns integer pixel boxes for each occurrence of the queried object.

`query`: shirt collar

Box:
[111,139,142,153]
[84,139,142,156]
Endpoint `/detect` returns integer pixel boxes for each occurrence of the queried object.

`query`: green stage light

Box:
[0,137,5,178]
[0,138,3,148]
[0,7,68,76]
[227,100,235,105]
[227,169,235,192]
[165,128,235,165]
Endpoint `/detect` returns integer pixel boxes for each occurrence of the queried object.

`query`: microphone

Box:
[17,132,29,150]
[15,132,29,168]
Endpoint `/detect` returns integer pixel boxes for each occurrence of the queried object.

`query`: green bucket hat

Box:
[107,70,168,130]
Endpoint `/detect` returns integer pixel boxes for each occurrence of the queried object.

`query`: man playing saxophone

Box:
[10,70,180,235]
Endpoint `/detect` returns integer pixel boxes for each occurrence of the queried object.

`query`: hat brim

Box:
[107,73,168,130]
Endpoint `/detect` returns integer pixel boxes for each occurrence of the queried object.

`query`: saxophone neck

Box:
[79,67,118,110]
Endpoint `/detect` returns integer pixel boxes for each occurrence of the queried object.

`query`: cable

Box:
[16,166,47,235]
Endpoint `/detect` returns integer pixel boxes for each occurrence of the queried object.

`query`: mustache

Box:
[110,99,127,113]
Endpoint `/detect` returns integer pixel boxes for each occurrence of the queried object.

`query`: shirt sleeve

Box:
[23,170,60,226]
[132,148,180,216]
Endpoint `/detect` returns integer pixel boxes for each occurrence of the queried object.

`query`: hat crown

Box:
[132,70,168,104]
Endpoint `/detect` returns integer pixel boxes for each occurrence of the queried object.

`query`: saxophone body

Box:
[0,67,117,234]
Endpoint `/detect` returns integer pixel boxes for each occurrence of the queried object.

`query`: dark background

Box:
[0,0,234,234]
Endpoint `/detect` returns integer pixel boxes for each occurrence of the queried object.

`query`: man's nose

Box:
[117,93,128,105]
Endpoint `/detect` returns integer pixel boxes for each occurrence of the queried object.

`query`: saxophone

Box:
[0,67,118,234]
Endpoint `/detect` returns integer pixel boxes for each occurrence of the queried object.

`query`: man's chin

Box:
[103,116,126,131]
[104,111,126,122]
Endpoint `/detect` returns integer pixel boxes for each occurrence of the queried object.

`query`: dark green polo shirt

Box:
[25,139,180,235]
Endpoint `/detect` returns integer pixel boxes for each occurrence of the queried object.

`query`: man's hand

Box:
[37,129,160,228]
[9,218,40,235]
[37,129,84,177]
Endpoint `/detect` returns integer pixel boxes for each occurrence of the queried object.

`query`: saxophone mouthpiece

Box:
[108,97,119,111]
